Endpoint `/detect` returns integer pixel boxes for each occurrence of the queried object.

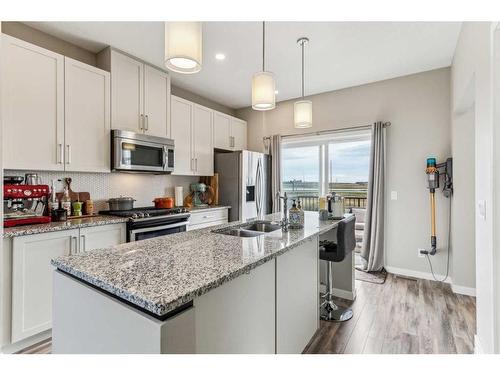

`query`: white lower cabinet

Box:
[187,208,228,231]
[11,229,79,343]
[8,223,126,346]
[79,224,126,252]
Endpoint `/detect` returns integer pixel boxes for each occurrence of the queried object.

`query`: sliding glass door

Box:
[281,130,371,211]
[327,139,371,208]
[282,144,321,210]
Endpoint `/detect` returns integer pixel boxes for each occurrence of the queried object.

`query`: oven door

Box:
[113,137,172,173]
[129,221,187,242]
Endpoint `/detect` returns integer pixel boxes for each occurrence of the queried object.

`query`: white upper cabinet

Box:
[144,64,170,138]
[1,34,65,171]
[231,118,247,151]
[109,49,170,137]
[171,96,193,175]
[110,50,144,133]
[64,57,111,173]
[213,111,247,151]
[171,96,214,176]
[213,112,232,150]
[192,104,214,176]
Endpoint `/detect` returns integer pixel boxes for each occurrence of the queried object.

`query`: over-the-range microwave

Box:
[111,130,175,173]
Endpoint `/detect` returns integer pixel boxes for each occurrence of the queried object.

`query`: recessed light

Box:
[215,53,226,60]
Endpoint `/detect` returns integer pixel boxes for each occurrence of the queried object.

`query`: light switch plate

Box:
[391,191,398,200]
[478,200,486,220]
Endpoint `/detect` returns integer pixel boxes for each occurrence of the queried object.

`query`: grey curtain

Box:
[360,122,385,272]
[270,135,282,213]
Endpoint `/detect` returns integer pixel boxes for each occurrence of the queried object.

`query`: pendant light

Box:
[252,22,276,111]
[294,37,312,128]
[165,22,202,74]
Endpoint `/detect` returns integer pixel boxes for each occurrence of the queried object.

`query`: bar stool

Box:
[320,215,356,322]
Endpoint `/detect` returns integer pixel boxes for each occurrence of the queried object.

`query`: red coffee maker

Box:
[3,176,52,227]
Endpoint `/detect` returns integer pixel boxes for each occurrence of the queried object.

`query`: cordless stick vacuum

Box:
[421,157,453,256]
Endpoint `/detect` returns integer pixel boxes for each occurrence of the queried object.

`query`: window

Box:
[281,130,371,211]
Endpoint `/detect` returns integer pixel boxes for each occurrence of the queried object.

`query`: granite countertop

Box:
[3,215,129,238]
[52,211,341,317]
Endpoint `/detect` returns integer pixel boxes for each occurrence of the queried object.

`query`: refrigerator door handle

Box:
[256,158,262,217]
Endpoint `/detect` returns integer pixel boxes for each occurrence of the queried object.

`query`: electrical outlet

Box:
[418,248,426,258]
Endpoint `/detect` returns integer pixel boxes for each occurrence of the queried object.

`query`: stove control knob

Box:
[145,212,150,217]
[132,213,138,219]
[138,213,145,218]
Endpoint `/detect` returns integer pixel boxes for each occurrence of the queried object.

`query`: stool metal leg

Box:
[320,261,353,322]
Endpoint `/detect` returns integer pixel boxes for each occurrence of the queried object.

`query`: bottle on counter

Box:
[48,179,59,212]
[289,199,304,229]
[61,185,72,217]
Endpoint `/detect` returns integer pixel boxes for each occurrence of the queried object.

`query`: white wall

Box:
[451,22,497,353]
[238,68,456,282]
[451,107,475,294]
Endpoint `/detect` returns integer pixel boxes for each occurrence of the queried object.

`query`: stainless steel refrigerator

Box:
[215,150,272,222]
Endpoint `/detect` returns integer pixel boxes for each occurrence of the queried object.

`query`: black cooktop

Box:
[100,206,189,219]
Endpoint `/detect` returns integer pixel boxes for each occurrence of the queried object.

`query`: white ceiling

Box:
[24,22,461,109]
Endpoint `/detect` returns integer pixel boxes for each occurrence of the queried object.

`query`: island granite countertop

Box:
[51,211,341,317]
[3,215,129,238]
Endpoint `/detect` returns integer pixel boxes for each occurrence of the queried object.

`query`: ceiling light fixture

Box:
[215,53,226,60]
[294,37,312,128]
[164,22,202,74]
[252,21,276,111]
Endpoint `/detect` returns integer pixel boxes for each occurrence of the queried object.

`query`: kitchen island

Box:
[51,211,344,354]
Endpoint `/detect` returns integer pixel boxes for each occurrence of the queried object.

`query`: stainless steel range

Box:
[100,207,190,242]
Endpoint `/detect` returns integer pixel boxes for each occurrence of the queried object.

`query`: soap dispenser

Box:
[289,199,304,229]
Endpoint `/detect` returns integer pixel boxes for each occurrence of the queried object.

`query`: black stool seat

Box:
[319,243,343,262]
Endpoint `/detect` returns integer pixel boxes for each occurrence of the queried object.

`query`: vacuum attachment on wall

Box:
[421,157,453,256]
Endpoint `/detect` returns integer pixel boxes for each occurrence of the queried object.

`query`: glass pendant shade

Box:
[165,22,202,74]
[294,100,313,128]
[252,71,276,110]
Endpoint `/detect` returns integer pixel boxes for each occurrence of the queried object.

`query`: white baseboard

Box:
[384,266,451,283]
[319,283,355,301]
[0,329,51,354]
[474,335,483,354]
[385,266,476,297]
[451,284,476,297]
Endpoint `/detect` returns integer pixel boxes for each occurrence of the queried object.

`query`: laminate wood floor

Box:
[304,274,476,354]
[17,274,476,354]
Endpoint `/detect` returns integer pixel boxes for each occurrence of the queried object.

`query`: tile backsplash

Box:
[5,170,198,211]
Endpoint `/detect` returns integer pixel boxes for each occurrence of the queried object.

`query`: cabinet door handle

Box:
[145,115,149,131]
[195,158,198,172]
[57,143,63,164]
[81,234,86,252]
[190,158,193,171]
[66,145,71,164]
[140,114,144,131]
[70,236,78,255]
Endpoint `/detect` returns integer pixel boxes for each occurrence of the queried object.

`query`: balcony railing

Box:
[292,193,367,211]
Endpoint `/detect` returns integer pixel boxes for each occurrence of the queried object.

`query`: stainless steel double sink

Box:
[213,220,282,237]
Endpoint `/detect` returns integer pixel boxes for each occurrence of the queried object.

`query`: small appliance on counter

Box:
[190,183,209,207]
[327,192,345,220]
[3,176,52,227]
